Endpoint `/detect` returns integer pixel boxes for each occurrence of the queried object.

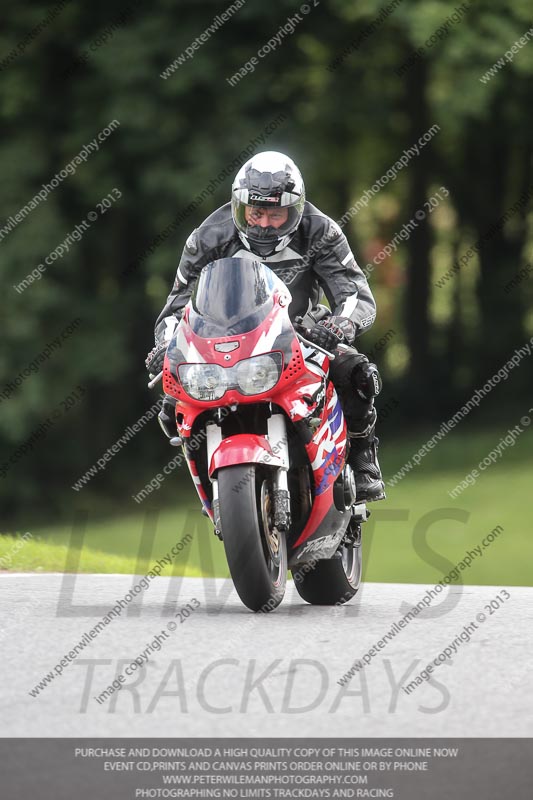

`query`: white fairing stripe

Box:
[341,294,359,318]
[332,425,344,442]
[251,308,284,356]
[164,317,179,342]
[177,327,205,363]
[301,346,328,375]
[177,267,188,285]
[311,438,335,470]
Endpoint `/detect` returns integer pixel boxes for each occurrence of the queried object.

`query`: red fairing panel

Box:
[208,434,285,478]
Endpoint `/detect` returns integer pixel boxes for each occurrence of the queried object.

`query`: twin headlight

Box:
[178,353,283,401]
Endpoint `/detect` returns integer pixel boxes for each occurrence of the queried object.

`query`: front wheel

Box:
[292,525,362,605]
[217,465,287,612]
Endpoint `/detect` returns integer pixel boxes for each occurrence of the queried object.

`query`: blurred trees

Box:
[0,0,531,519]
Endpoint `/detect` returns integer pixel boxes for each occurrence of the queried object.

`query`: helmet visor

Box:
[232,197,303,251]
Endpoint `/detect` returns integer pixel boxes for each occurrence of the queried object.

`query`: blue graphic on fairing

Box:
[328,399,343,436]
[315,396,345,495]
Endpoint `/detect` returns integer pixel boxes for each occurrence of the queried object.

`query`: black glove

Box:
[145,342,167,376]
[306,316,357,351]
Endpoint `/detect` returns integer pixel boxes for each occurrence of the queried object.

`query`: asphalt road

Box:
[1,574,531,736]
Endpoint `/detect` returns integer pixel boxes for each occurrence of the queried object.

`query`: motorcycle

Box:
[149,257,368,612]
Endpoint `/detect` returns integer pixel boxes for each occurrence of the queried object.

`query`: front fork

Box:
[208,413,291,537]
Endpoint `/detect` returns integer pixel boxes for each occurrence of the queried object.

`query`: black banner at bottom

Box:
[1,738,531,800]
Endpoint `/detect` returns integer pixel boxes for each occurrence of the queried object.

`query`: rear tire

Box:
[292,528,362,605]
[218,464,287,612]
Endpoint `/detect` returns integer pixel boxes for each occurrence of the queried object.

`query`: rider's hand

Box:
[328,316,357,344]
[145,342,167,376]
[306,316,357,351]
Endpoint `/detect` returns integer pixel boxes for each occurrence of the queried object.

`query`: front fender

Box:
[208,434,285,478]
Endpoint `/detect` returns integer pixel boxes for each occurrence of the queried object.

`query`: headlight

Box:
[178,363,227,400]
[235,354,282,395]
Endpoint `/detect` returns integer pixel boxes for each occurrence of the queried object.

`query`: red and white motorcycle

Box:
[150,257,368,612]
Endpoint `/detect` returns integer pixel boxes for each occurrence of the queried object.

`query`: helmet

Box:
[231,151,305,257]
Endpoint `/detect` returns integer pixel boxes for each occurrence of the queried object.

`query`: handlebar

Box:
[295,331,336,360]
[147,370,163,388]
[294,321,354,360]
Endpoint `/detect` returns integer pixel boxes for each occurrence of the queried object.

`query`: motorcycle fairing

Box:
[160,258,352,563]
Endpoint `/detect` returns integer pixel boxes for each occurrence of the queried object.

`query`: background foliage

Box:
[1,1,531,554]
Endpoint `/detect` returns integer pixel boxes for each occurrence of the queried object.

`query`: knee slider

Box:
[353,362,382,401]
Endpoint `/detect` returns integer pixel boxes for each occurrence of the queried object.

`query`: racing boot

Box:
[347,408,386,502]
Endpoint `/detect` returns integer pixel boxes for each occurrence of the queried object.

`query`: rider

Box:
[146,151,385,502]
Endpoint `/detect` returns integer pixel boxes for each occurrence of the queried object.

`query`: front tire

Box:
[217,465,287,612]
[292,526,362,605]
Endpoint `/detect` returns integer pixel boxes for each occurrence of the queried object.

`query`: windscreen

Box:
[190,257,278,337]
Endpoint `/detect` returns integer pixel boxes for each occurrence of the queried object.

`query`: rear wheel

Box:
[217,465,287,612]
[292,524,362,605]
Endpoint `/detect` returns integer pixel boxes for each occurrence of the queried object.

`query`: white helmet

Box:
[231,151,305,257]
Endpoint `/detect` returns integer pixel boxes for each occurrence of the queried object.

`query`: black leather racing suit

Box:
[155,201,384,499]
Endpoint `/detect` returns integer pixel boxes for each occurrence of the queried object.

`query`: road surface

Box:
[0,574,531,736]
